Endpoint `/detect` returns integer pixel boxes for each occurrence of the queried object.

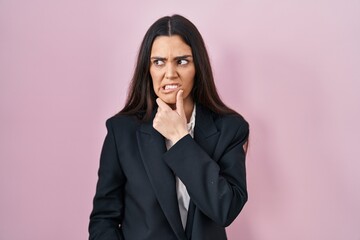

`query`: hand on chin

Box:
[158,93,177,108]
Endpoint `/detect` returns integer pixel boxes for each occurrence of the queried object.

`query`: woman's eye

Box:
[178,59,189,65]
[154,59,165,66]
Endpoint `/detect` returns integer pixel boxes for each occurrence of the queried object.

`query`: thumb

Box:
[176,90,186,119]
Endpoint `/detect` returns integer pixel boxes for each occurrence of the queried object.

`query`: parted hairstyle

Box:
[119,14,237,121]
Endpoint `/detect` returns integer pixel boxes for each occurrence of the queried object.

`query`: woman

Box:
[89,14,249,240]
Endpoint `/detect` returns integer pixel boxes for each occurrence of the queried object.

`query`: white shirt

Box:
[165,104,196,229]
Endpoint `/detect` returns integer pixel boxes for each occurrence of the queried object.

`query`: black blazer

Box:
[89,104,249,240]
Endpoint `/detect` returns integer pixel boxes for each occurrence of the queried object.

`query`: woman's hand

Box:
[153,90,189,144]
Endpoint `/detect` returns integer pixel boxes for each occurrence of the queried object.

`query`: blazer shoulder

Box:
[215,112,249,132]
[210,111,250,147]
[105,114,141,132]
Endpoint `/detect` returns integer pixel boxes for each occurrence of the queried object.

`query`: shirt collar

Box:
[187,104,196,137]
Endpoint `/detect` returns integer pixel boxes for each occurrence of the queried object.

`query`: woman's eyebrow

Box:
[150,55,193,61]
[151,55,192,60]
[150,56,166,60]
[174,55,192,60]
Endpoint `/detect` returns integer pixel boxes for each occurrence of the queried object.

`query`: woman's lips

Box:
[162,84,180,93]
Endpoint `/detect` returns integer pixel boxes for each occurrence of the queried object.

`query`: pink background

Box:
[1,1,360,239]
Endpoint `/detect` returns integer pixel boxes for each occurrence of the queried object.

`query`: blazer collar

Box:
[136,104,220,239]
[193,104,220,157]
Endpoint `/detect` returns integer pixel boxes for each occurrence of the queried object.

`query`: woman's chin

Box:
[159,95,176,105]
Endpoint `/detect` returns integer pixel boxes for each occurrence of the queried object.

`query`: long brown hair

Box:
[119,14,237,120]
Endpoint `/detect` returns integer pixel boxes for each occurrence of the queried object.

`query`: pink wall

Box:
[1,1,359,239]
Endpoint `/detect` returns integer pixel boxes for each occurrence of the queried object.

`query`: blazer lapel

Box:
[185,104,221,236]
[194,104,220,157]
[137,119,187,240]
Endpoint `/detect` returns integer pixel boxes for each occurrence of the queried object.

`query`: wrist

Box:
[170,130,188,145]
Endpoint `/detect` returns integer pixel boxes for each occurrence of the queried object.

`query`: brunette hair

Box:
[119,14,237,120]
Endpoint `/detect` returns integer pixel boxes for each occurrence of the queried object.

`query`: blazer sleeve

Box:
[89,119,125,240]
[163,118,249,227]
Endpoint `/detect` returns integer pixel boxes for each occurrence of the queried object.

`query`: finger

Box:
[156,98,171,110]
[152,113,161,130]
[176,90,186,118]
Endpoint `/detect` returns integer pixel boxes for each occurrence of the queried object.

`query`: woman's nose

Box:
[165,64,177,79]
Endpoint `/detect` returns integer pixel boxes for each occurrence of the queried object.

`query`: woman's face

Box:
[150,35,195,107]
